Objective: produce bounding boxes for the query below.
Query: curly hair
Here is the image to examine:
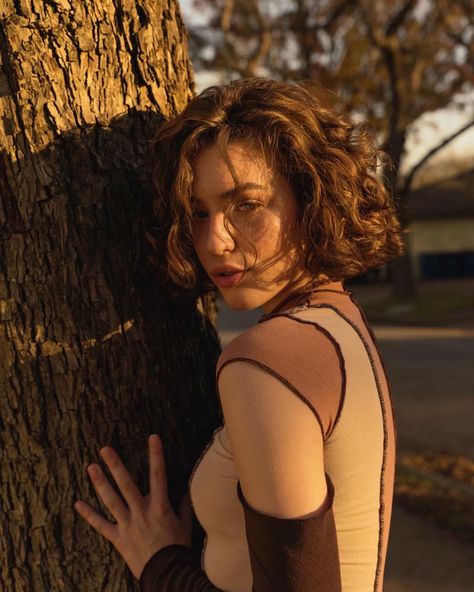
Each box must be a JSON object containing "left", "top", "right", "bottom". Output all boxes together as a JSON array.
[{"left": 145, "top": 77, "right": 405, "bottom": 297}]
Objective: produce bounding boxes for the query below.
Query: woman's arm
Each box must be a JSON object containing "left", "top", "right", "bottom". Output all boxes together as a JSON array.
[
  {"left": 140, "top": 480, "right": 340, "bottom": 592},
  {"left": 140, "top": 360, "right": 341, "bottom": 592},
  {"left": 218, "top": 360, "right": 341, "bottom": 591}
]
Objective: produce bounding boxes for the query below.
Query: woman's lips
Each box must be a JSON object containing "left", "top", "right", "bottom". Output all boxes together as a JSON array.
[{"left": 213, "top": 270, "right": 245, "bottom": 288}]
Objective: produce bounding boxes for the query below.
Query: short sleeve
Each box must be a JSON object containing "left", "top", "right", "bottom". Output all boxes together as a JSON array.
[{"left": 216, "top": 315, "right": 345, "bottom": 440}]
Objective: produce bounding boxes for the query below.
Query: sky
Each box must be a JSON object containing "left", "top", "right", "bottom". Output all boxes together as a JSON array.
[
  {"left": 400, "top": 100, "right": 474, "bottom": 183},
  {"left": 179, "top": 0, "right": 474, "bottom": 186}
]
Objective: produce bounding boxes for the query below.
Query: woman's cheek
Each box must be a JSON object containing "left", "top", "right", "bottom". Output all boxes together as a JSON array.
[{"left": 243, "top": 209, "right": 274, "bottom": 240}]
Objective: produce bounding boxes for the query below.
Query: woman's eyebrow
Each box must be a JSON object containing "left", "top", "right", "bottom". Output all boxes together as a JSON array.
[{"left": 191, "top": 183, "right": 266, "bottom": 203}]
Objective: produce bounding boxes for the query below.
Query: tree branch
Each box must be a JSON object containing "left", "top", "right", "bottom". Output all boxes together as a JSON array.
[
  {"left": 401, "top": 118, "right": 474, "bottom": 195},
  {"left": 385, "top": 0, "right": 417, "bottom": 37},
  {"left": 322, "top": 0, "right": 356, "bottom": 29},
  {"left": 220, "top": 0, "right": 234, "bottom": 32},
  {"left": 358, "top": 4, "right": 401, "bottom": 139}
]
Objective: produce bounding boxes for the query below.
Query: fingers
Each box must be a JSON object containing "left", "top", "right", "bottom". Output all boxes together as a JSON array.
[
  {"left": 74, "top": 499, "right": 118, "bottom": 543},
  {"left": 86, "top": 463, "right": 130, "bottom": 524},
  {"left": 99, "top": 447, "right": 143, "bottom": 512},
  {"left": 76, "top": 436, "right": 169, "bottom": 548},
  {"left": 149, "top": 434, "right": 170, "bottom": 511}
]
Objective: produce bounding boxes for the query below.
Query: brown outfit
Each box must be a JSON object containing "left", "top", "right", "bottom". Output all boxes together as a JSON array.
[{"left": 140, "top": 281, "right": 396, "bottom": 591}]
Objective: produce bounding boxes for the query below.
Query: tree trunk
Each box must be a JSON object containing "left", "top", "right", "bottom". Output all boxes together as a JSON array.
[
  {"left": 389, "top": 248, "right": 417, "bottom": 299},
  {"left": 0, "top": 2, "right": 221, "bottom": 591},
  {"left": 384, "top": 130, "right": 417, "bottom": 300}
]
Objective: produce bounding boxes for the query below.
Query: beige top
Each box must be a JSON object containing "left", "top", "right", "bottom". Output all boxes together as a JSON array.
[{"left": 189, "top": 282, "right": 396, "bottom": 591}]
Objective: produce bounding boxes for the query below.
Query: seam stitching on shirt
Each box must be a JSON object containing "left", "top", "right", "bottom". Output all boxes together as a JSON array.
[
  {"left": 188, "top": 425, "right": 225, "bottom": 493},
  {"left": 257, "top": 289, "right": 352, "bottom": 324},
  {"left": 187, "top": 424, "right": 224, "bottom": 572},
  {"left": 303, "top": 303, "right": 389, "bottom": 592},
  {"left": 216, "top": 357, "right": 326, "bottom": 441},
  {"left": 272, "top": 303, "right": 389, "bottom": 591},
  {"left": 282, "top": 313, "right": 347, "bottom": 438},
  {"left": 347, "top": 293, "right": 399, "bottom": 451}
]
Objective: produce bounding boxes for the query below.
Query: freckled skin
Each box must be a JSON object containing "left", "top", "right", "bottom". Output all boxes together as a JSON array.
[{"left": 191, "top": 140, "right": 320, "bottom": 314}]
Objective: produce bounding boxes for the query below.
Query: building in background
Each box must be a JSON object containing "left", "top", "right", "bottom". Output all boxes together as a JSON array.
[{"left": 406, "top": 170, "right": 474, "bottom": 280}]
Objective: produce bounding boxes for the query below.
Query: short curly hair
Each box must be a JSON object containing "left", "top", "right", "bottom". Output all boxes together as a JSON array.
[{"left": 145, "top": 77, "right": 405, "bottom": 296}]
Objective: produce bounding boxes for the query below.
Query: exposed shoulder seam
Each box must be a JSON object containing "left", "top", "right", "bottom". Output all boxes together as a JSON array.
[
  {"left": 284, "top": 313, "right": 347, "bottom": 439},
  {"left": 347, "top": 293, "right": 399, "bottom": 450},
  {"left": 216, "top": 357, "right": 326, "bottom": 441},
  {"left": 304, "top": 302, "right": 389, "bottom": 592}
]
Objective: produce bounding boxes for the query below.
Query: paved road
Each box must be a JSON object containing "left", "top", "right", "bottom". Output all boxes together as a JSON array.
[
  {"left": 215, "top": 297, "right": 474, "bottom": 591},
  {"left": 373, "top": 325, "right": 474, "bottom": 459},
  {"left": 384, "top": 505, "right": 474, "bottom": 592}
]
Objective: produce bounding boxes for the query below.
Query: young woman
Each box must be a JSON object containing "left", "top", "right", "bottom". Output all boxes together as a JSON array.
[{"left": 74, "top": 77, "right": 404, "bottom": 591}]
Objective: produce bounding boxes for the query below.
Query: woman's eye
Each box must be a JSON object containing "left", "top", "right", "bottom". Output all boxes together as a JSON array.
[
  {"left": 237, "top": 201, "right": 260, "bottom": 211},
  {"left": 191, "top": 202, "right": 260, "bottom": 218}
]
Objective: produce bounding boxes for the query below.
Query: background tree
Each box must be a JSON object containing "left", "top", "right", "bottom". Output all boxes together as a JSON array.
[
  {"left": 188, "top": 0, "right": 474, "bottom": 297},
  {"left": 0, "top": 1, "right": 220, "bottom": 590}
]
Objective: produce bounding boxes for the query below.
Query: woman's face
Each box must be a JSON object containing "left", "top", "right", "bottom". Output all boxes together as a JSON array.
[{"left": 190, "top": 140, "right": 315, "bottom": 314}]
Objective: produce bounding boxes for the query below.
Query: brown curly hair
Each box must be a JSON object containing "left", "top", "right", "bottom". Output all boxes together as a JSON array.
[{"left": 145, "top": 77, "right": 404, "bottom": 297}]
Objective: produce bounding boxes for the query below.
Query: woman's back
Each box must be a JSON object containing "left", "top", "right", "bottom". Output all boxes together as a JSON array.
[{"left": 189, "top": 282, "right": 395, "bottom": 592}]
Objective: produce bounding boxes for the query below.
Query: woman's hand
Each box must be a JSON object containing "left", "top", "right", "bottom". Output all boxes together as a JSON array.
[{"left": 74, "top": 434, "right": 193, "bottom": 580}]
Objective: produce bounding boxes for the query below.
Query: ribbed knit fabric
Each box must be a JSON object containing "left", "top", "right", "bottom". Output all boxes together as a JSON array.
[
  {"left": 139, "top": 544, "right": 219, "bottom": 591},
  {"left": 235, "top": 473, "right": 341, "bottom": 591}
]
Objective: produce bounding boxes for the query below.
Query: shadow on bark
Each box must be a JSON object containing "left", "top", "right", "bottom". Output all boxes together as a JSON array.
[{"left": 0, "top": 109, "right": 221, "bottom": 589}]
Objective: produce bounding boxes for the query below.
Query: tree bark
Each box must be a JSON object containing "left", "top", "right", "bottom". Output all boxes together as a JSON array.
[{"left": 0, "top": 1, "right": 221, "bottom": 591}]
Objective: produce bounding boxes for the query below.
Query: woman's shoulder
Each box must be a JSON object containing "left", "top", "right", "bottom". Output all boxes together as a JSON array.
[
  {"left": 217, "top": 314, "right": 297, "bottom": 370},
  {"left": 217, "top": 311, "right": 340, "bottom": 372},
  {"left": 216, "top": 312, "right": 345, "bottom": 439}
]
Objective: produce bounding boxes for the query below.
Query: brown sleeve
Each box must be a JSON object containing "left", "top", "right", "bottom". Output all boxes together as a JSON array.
[
  {"left": 139, "top": 544, "right": 224, "bottom": 591},
  {"left": 139, "top": 474, "right": 341, "bottom": 592},
  {"left": 238, "top": 472, "right": 341, "bottom": 592},
  {"left": 216, "top": 316, "right": 344, "bottom": 440}
]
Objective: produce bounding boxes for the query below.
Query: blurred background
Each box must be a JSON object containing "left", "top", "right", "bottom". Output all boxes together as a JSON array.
[{"left": 179, "top": 1, "right": 474, "bottom": 590}]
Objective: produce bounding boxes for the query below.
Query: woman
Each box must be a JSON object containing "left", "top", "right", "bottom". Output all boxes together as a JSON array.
[{"left": 74, "top": 77, "right": 404, "bottom": 591}]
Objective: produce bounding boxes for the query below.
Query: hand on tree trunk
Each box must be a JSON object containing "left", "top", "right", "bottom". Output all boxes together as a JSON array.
[{"left": 74, "top": 434, "right": 194, "bottom": 580}]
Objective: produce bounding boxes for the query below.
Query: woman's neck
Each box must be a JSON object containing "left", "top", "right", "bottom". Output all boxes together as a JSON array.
[{"left": 261, "top": 273, "right": 340, "bottom": 318}]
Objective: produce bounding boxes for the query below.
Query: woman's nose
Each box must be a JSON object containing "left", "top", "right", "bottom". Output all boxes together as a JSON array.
[{"left": 206, "top": 213, "right": 235, "bottom": 254}]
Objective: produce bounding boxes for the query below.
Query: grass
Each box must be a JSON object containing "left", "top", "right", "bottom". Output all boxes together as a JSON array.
[
  {"left": 351, "top": 279, "right": 474, "bottom": 322},
  {"left": 395, "top": 451, "right": 474, "bottom": 543}
]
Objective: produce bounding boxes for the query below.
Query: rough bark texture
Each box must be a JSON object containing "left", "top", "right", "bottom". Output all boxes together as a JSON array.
[{"left": 0, "top": 1, "right": 221, "bottom": 590}]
